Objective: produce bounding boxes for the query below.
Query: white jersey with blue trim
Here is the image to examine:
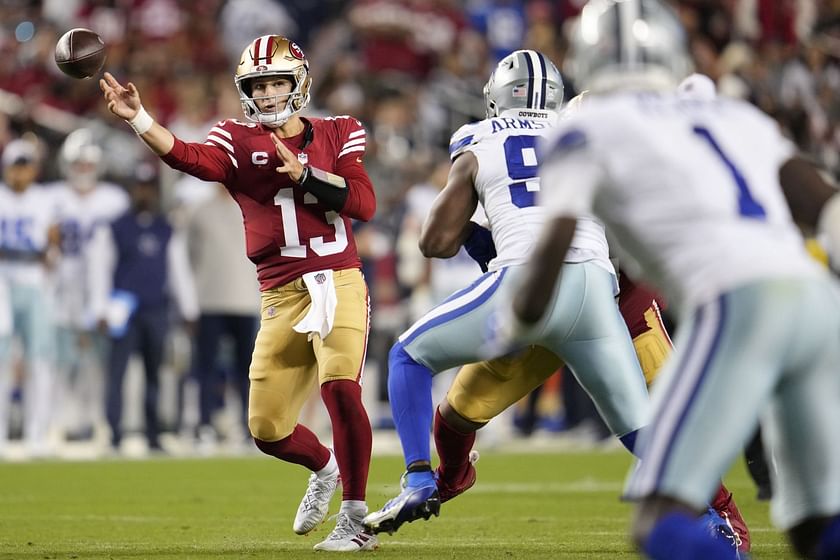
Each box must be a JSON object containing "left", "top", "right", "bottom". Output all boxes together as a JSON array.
[
  {"left": 449, "top": 113, "right": 613, "bottom": 275},
  {"left": 539, "top": 92, "right": 823, "bottom": 309},
  {"left": 49, "top": 181, "right": 129, "bottom": 326},
  {"left": 0, "top": 183, "right": 61, "bottom": 285}
]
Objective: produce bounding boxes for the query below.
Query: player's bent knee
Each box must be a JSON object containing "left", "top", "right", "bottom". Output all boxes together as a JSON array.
[
  {"left": 248, "top": 416, "right": 291, "bottom": 442},
  {"left": 445, "top": 392, "right": 495, "bottom": 426},
  {"left": 320, "top": 355, "right": 357, "bottom": 379}
]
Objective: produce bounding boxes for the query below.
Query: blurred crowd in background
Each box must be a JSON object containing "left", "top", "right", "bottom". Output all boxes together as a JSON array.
[{"left": 0, "top": 0, "right": 838, "bottom": 459}]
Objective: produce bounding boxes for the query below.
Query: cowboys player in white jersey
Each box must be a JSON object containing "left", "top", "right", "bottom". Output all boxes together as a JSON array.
[
  {"left": 503, "top": 1, "right": 840, "bottom": 558},
  {"left": 0, "top": 139, "right": 61, "bottom": 458},
  {"left": 363, "top": 49, "right": 650, "bottom": 535},
  {"left": 49, "top": 129, "right": 128, "bottom": 441}
]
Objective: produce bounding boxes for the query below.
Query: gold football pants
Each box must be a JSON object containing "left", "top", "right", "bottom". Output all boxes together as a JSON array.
[{"left": 248, "top": 268, "right": 370, "bottom": 441}]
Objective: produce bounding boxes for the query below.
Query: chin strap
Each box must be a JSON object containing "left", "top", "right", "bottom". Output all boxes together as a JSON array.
[
  {"left": 259, "top": 111, "right": 291, "bottom": 128},
  {"left": 296, "top": 166, "right": 349, "bottom": 212}
]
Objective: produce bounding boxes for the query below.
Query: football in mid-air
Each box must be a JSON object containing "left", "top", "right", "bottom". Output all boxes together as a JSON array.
[{"left": 54, "top": 28, "right": 106, "bottom": 79}]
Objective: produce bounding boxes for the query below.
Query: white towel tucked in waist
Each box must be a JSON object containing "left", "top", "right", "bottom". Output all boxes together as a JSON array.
[{"left": 293, "top": 270, "right": 338, "bottom": 340}]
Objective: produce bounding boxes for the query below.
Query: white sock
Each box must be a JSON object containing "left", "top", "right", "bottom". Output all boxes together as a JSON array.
[
  {"left": 316, "top": 450, "right": 338, "bottom": 478},
  {"left": 341, "top": 500, "right": 366, "bottom": 515}
]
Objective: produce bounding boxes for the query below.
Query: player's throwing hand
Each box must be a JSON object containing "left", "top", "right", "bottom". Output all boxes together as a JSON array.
[
  {"left": 271, "top": 133, "right": 305, "bottom": 183},
  {"left": 99, "top": 72, "right": 141, "bottom": 121}
]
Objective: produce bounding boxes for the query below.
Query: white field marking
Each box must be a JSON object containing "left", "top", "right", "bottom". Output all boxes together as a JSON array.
[
  {"left": 0, "top": 513, "right": 179, "bottom": 523},
  {"left": 30, "top": 540, "right": 303, "bottom": 553},
  {"left": 368, "top": 478, "right": 622, "bottom": 495},
  {"left": 448, "top": 517, "right": 629, "bottom": 531},
  {"left": 379, "top": 536, "right": 625, "bottom": 547}
]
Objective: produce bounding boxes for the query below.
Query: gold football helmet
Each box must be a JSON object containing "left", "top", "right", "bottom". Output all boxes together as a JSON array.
[{"left": 234, "top": 35, "right": 312, "bottom": 127}]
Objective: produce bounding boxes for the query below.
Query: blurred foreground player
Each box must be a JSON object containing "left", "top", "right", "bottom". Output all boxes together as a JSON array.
[
  {"left": 505, "top": 1, "right": 840, "bottom": 558},
  {"left": 100, "top": 35, "right": 378, "bottom": 551},
  {"left": 364, "top": 49, "right": 650, "bottom": 535}
]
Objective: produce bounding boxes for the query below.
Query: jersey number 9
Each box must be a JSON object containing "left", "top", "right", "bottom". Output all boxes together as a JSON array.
[{"left": 504, "top": 135, "right": 541, "bottom": 209}]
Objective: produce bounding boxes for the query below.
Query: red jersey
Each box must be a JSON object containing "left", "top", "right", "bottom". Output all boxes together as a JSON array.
[
  {"left": 161, "top": 116, "right": 376, "bottom": 290},
  {"left": 618, "top": 271, "right": 667, "bottom": 339}
]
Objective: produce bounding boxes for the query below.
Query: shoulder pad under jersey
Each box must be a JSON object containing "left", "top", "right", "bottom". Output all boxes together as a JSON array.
[{"left": 448, "top": 121, "right": 488, "bottom": 161}]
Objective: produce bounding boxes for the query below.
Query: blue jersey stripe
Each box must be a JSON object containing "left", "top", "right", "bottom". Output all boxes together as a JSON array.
[
  {"left": 653, "top": 294, "right": 727, "bottom": 487},
  {"left": 449, "top": 134, "right": 475, "bottom": 157}
]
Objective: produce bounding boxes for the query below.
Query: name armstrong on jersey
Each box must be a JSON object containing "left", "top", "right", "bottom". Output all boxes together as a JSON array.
[{"left": 489, "top": 114, "right": 551, "bottom": 134}]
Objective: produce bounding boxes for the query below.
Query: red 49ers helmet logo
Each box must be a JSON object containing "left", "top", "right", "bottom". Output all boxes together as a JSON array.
[{"left": 289, "top": 42, "right": 305, "bottom": 60}]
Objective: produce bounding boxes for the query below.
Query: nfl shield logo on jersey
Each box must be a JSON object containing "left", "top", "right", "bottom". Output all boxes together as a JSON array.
[
  {"left": 298, "top": 152, "right": 308, "bottom": 165},
  {"left": 314, "top": 272, "right": 326, "bottom": 284}
]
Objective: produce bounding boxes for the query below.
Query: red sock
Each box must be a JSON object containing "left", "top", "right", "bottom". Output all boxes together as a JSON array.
[
  {"left": 321, "top": 379, "right": 372, "bottom": 501},
  {"left": 254, "top": 424, "right": 331, "bottom": 471},
  {"left": 711, "top": 482, "right": 730, "bottom": 509},
  {"left": 433, "top": 407, "right": 476, "bottom": 480}
]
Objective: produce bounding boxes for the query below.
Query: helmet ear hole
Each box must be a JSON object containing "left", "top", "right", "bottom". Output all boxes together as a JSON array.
[{"left": 240, "top": 78, "right": 253, "bottom": 97}]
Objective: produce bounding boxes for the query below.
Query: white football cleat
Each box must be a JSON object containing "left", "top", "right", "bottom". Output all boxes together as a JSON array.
[
  {"left": 313, "top": 510, "right": 378, "bottom": 552},
  {"left": 293, "top": 467, "right": 340, "bottom": 535}
]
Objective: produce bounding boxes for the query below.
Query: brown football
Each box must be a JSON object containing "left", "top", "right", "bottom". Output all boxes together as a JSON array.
[{"left": 55, "top": 28, "right": 106, "bottom": 79}]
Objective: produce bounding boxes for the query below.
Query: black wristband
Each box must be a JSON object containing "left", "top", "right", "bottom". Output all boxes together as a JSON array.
[
  {"left": 297, "top": 165, "right": 349, "bottom": 212},
  {"left": 296, "top": 166, "right": 311, "bottom": 185}
]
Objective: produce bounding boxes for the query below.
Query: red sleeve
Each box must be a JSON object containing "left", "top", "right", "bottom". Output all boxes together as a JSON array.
[
  {"left": 335, "top": 157, "right": 376, "bottom": 221},
  {"left": 160, "top": 137, "right": 233, "bottom": 184},
  {"left": 333, "top": 118, "right": 376, "bottom": 221}
]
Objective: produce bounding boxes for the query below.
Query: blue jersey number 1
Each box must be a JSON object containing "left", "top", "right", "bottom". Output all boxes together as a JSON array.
[
  {"left": 692, "top": 125, "right": 766, "bottom": 219},
  {"left": 503, "top": 135, "right": 540, "bottom": 208}
]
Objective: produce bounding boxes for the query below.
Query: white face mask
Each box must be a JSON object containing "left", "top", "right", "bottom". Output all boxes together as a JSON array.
[
  {"left": 251, "top": 92, "right": 296, "bottom": 128},
  {"left": 237, "top": 72, "right": 311, "bottom": 128},
  {"left": 72, "top": 174, "right": 97, "bottom": 192},
  {"left": 68, "top": 162, "right": 99, "bottom": 192}
]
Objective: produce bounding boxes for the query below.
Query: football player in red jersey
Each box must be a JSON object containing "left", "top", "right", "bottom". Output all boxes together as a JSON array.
[{"left": 100, "top": 36, "right": 378, "bottom": 552}]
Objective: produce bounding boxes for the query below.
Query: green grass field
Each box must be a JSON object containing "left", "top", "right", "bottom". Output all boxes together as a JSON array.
[{"left": 0, "top": 450, "right": 789, "bottom": 559}]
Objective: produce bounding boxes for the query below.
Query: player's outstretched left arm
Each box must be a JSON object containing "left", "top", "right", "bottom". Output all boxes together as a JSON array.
[
  {"left": 99, "top": 72, "right": 174, "bottom": 156},
  {"left": 272, "top": 127, "right": 376, "bottom": 221},
  {"left": 419, "top": 152, "right": 479, "bottom": 258},
  {"left": 272, "top": 132, "right": 350, "bottom": 214}
]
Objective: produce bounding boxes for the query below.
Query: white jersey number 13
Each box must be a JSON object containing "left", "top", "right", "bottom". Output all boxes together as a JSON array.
[{"left": 273, "top": 188, "right": 348, "bottom": 258}]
